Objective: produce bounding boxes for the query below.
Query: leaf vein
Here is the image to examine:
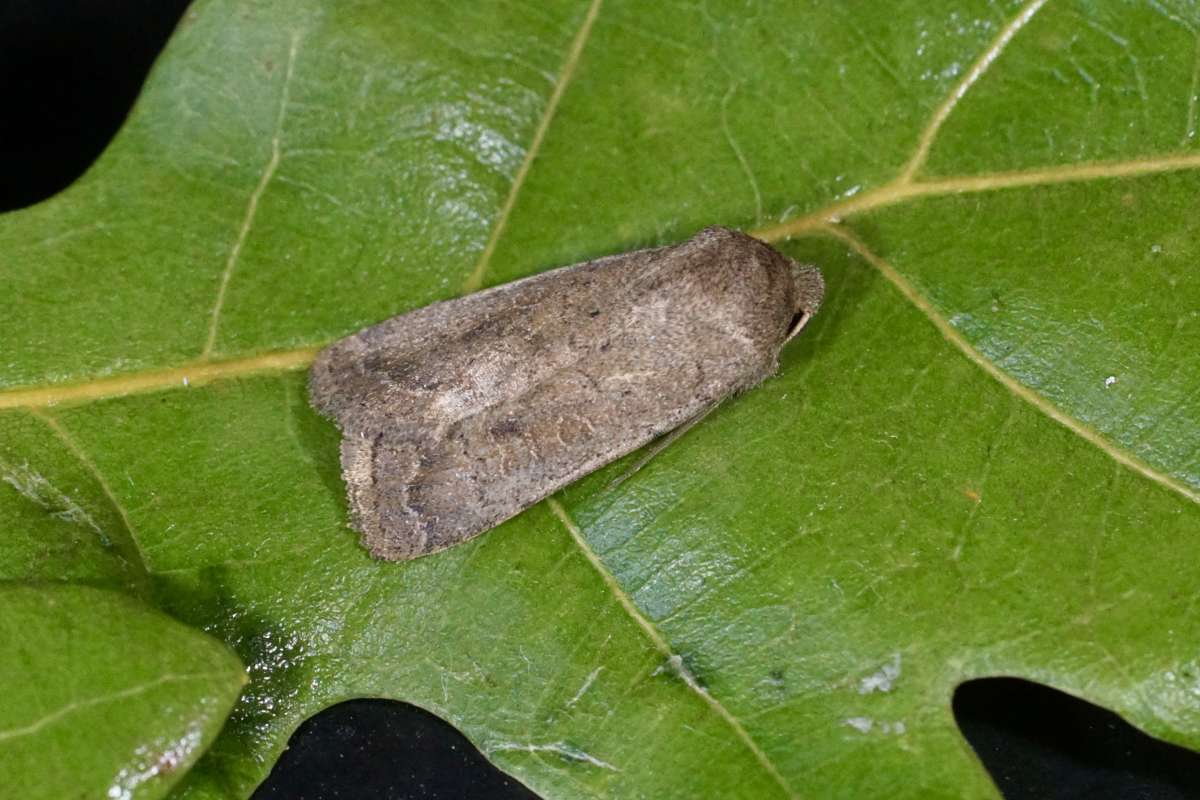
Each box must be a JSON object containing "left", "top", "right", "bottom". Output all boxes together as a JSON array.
[
  {"left": 813, "top": 223, "right": 1200, "bottom": 507},
  {"left": 201, "top": 31, "right": 301, "bottom": 359},
  {"left": 461, "top": 0, "right": 603, "bottom": 293},
  {"left": 30, "top": 409, "right": 152, "bottom": 588},
  {"left": 0, "top": 671, "right": 225, "bottom": 742},
  {"left": 546, "top": 497, "right": 799, "bottom": 799},
  {"left": 753, "top": 151, "right": 1200, "bottom": 242},
  {"left": 898, "top": 0, "right": 1050, "bottom": 183}
]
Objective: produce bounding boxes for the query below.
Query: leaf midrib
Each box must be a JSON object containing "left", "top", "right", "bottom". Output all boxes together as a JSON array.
[
  {"left": 5, "top": 147, "right": 1199, "bottom": 506},
  {"left": 7, "top": 148, "right": 1200, "bottom": 402}
]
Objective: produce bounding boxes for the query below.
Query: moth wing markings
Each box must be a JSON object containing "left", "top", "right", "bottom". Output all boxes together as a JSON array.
[
  {"left": 314, "top": 256, "right": 641, "bottom": 559},
  {"left": 382, "top": 254, "right": 767, "bottom": 557},
  {"left": 396, "top": 364, "right": 711, "bottom": 556},
  {"left": 429, "top": 240, "right": 767, "bottom": 533},
  {"left": 311, "top": 280, "right": 528, "bottom": 427},
  {"left": 339, "top": 431, "right": 381, "bottom": 547},
  {"left": 349, "top": 427, "right": 443, "bottom": 560},
  {"left": 312, "top": 239, "right": 760, "bottom": 560},
  {"left": 310, "top": 252, "right": 640, "bottom": 430}
]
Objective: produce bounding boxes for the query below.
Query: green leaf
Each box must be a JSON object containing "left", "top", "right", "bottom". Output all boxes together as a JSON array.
[
  {"left": 3, "top": 0, "right": 1200, "bottom": 797},
  {"left": 0, "top": 585, "right": 244, "bottom": 800}
]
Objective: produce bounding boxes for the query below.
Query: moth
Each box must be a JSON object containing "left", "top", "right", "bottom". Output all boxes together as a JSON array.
[{"left": 309, "top": 226, "right": 824, "bottom": 561}]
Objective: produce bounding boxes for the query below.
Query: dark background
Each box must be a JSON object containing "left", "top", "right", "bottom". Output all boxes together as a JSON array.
[{"left": 5, "top": 2, "right": 1199, "bottom": 798}]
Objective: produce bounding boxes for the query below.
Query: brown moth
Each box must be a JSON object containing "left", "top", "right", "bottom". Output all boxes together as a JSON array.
[{"left": 309, "top": 226, "right": 824, "bottom": 561}]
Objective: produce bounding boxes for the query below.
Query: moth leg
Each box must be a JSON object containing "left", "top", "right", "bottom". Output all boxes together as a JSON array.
[{"left": 605, "top": 401, "right": 722, "bottom": 492}]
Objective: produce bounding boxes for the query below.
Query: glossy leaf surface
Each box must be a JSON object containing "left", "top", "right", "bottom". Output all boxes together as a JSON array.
[{"left": 3, "top": 1, "right": 1199, "bottom": 797}]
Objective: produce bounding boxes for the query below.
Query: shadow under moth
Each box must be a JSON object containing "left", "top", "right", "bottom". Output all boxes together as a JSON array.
[{"left": 309, "top": 226, "right": 824, "bottom": 561}]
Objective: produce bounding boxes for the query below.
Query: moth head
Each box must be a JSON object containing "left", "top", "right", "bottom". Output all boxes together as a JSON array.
[{"left": 786, "top": 263, "right": 825, "bottom": 341}]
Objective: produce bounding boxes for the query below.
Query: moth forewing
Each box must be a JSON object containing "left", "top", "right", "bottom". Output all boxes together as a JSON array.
[{"left": 310, "top": 226, "right": 824, "bottom": 561}]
